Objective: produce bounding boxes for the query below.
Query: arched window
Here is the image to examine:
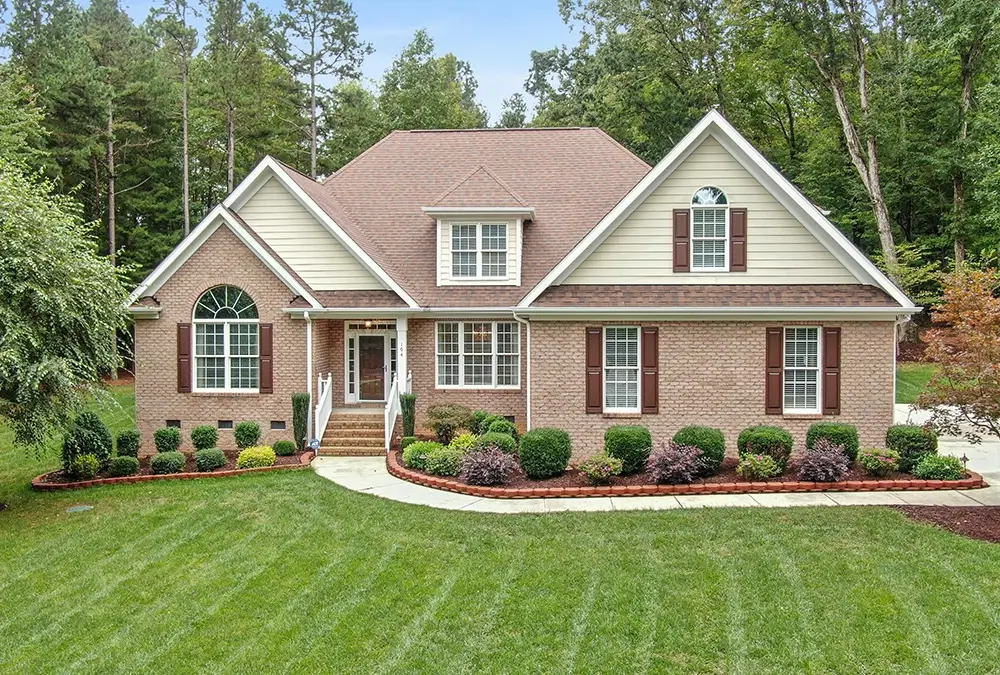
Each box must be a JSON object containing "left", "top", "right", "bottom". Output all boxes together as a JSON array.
[
  {"left": 691, "top": 186, "right": 729, "bottom": 270},
  {"left": 193, "top": 286, "right": 259, "bottom": 391}
]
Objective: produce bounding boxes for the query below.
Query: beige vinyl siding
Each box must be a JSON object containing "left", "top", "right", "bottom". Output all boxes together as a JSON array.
[
  {"left": 438, "top": 218, "right": 520, "bottom": 286},
  {"left": 237, "top": 177, "right": 384, "bottom": 290},
  {"left": 565, "top": 135, "right": 859, "bottom": 285}
]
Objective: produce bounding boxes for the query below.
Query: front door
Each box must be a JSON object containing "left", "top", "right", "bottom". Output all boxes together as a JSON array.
[{"left": 358, "top": 335, "right": 385, "bottom": 401}]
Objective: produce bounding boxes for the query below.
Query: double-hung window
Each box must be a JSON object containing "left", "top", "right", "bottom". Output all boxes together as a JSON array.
[
  {"left": 691, "top": 186, "right": 728, "bottom": 270},
  {"left": 193, "top": 285, "right": 259, "bottom": 392},
  {"left": 436, "top": 321, "right": 520, "bottom": 388},
  {"left": 783, "top": 327, "right": 820, "bottom": 413},
  {"left": 604, "top": 326, "right": 640, "bottom": 412},
  {"left": 450, "top": 222, "right": 508, "bottom": 278}
]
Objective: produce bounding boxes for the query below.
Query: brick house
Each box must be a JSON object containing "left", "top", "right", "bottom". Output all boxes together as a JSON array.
[{"left": 129, "top": 110, "right": 917, "bottom": 459}]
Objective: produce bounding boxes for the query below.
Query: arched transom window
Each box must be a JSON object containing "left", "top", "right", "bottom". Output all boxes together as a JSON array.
[
  {"left": 193, "top": 286, "right": 259, "bottom": 391},
  {"left": 691, "top": 186, "right": 729, "bottom": 271}
]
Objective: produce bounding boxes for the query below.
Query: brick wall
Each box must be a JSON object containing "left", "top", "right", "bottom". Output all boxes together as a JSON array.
[
  {"left": 134, "top": 225, "right": 307, "bottom": 452},
  {"left": 530, "top": 320, "right": 896, "bottom": 461}
]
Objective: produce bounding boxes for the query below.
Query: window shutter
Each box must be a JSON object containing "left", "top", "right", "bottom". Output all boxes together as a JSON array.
[
  {"left": 765, "top": 327, "right": 783, "bottom": 414},
  {"left": 641, "top": 327, "right": 659, "bottom": 414},
  {"left": 260, "top": 323, "right": 274, "bottom": 394},
  {"left": 585, "top": 327, "right": 602, "bottom": 414},
  {"left": 822, "top": 327, "right": 841, "bottom": 415},
  {"left": 730, "top": 208, "right": 747, "bottom": 272},
  {"left": 177, "top": 323, "right": 192, "bottom": 393},
  {"left": 672, "top": 209, "right": 690, "bottom": 273}
]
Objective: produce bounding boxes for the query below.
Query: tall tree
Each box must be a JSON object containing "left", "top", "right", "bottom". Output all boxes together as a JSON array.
[
  {"left": 497, "top": 93, "right": 528, "bottom": 128},
  {"left": 318, "top": 80, "right": 384, "bottom": 173},
  {"left": 0, "top": 65, "right": 48, "bottom": 167}
]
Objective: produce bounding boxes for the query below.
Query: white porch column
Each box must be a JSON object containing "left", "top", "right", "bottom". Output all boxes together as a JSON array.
[
  {"left": 305, "top": 312, "right": 313, "bottom": 437},
  {"left": 396, "top": 317, "right": 408, "bottom": 394}
]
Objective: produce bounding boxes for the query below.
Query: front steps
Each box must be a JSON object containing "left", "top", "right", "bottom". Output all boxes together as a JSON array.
[{"left": 319, "top": 412, "right": 385, "bottom": 456}]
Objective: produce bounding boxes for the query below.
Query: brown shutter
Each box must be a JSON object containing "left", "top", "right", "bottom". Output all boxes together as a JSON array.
[
  {"left": 822, "top": 327, "right": 841, "bottom": 415},
  {"left": 177, "top": 323, "right": 192, "bottom": 393},
  {"left": 765, "top": 327, "right": 783, "bottom": 415},
  {"left": 585, "top": 327, "right": 602, "bottom": 414},
  {"left": 641, "top": 327, "right": 659, "bottom": 414},
  {"left": 672, "top": 209, "right": 690, "bottom": 273},
  {"left": 730, "top": 208, "right": 747, "bottom": 272},
  {"left": 259, "top": 323, "right": 274, "bottom": 394}
]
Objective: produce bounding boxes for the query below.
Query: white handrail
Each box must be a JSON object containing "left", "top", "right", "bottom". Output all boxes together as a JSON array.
[
  {"left": 384, "top": 373, "right": 400, "bottom": 452},
  {"left": 314, "top": 372, "right": 333, "bottom": 442}
]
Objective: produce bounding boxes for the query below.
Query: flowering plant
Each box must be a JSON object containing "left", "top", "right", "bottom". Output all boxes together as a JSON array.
[
  {"left": 857, "top": 447, "right": 901, "bottom": 478},
  {"left": 577, "top": 453, "right": 624, "bottom": 485}
]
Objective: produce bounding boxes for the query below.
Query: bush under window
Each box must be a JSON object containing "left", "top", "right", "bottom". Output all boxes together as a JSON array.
[
  {"left": 886, "top": 424, "right": 938, "bottom": 473},
  {"left": 190, "top": 424, "right": 218, "bottom": 451},
  {"left": 472, "top": 432, "right": 517, "bottom": 455},
  {"left": 737, "top": 425, "right": 793, "bottom": 471},
  {"left": 459, "top": 447, "right": 518, "bottom": 486},
  {"left": 402, "top": 441, "right": 442, "bottom": 470},
  {"left": 913, "top": 454, "right": 965, "bottom": 481},
  {"left": 68, "top": 453, "right": 100, "bottom": 480},
  {"left": 736, "top": 454, "right": 782, "bottom": 481},
  {"left": 486, "top": 419, "right": 519, "bottom": 443},
  {"left": 797, "top": 438, "right": 850, "bottom": 482},
  {"left": 806, "top": 422, "right": 860, "bottom": 461},
  {"left": 577, "top": 453, "right": 624, "bottom": 485},
  {"left": 234, "top": 421, "right": 261, "bottom": 449},
  {"left": 273, "top": 440, "right": 296, "bottom": 456},
  {"left": 672, "top": 426, "right": 725, "bottom": 476},
  {"left": 108, "top": 455, "right": 140, "bottom": 477},
  {"left": 115, "top": 429, "right": 141, "bottom": 458},
  {"left": 426, "top": 404, "right": 474, "bottom": 444},
  {"left": 647, "top": 442, "right": 704, "bottom": 485},
  {"left": 857, "top": 447, "right": 901, "bottom": 477},
  {"left": 151, "top": 451, "right": 186, "bottom": 474},
  {"left": 236, "top": 446, "right": 276, "bottom": 469},
  {"left": 425, "top": 446, "right": 465, "bottom": 477},
  {"left": 518, "top": 428, "right": 571, "bottom": 479},
  {"left": 604, "top": 425, "right": 652, "bottom": 474},
  {"left": 153, "top": 426, "right": 182, "bottom": 454},
  {"left": 62, "top": 412, "right": 114, "bottom": 471},
  {"left": 195, "top": 448, "right": 227, "bottom": 472}
]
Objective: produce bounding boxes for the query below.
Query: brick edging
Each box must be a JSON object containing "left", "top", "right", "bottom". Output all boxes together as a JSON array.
[
  {"left": 31, "top": 452, "right": 315, "bottom": 491},
  {"left": 385, "top": 452, "right": 987, "bottom": 499}
]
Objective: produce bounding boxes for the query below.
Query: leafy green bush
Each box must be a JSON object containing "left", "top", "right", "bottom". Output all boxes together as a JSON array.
[
  {"left": 190, "top": 425, "right": 218, "bottom": 451},
  {"left": 487, "top": 419, "right": 519, "bottom": 443},
  {"left": 604, "top": 425, "right": 652, "bottom": 474},
  {"left": 400, "top": 393, "right": 417, "bottom": 437},
  {"left": 68, "top": 453, "right": 100, "bottom": 480},
  {"left": 470, "top": 410, "right": 490, "bottom": 435},
  {"left": 425, "top": 446, "right": 465, "bottom": 477},
  {"left": 672, "top": 426, "right": 725, "bottom": 475},
  {"left": 518, "top": 428, "right": 572, "bottom": 479},
  {"left": 886, "top": 424, "right": 939, "bottom": 473},
  {"left": 736, "top": 454, "right": 782, "bottom": 481},
  {"left": 647, "top": 442, "right": 704, "bottom": 484},
  {"left": 108, "top": 455, "right": 140, "bottom": 477},
  {"left": 402, "top": 441, "right": 442, "bottom": 470},
  {"left": 797, "top": 438, "right": 850, "bottom": 482},
  {"left": 292, "top": 392, "right": 310, "bottom": 450},
  {"left": 426, "top": 404, "right": 474, "bottom": 444},
  {"left": 234, "top": 421, "right": 261, "bottom": 449},
  {"left": 737, "top": 426, "right": 793, "bottom": 471},
  {"left": 236, "top": 446, "right": 276, "bottom": 469},
  {"left": 472, "top": 432, "right": 517, "bottom": 455},
  {"left": 401, "top": 436, "right": 418, "bottom": 450},
  {"left": 150, "top": 451, "right": 186, "bottom": 474},
  {"left": 153, "top": 426, "right": 182, "bottom": 453},
  {"left": 913, "top": 454, "right": 965, "bottom": 481},
  {"left": 449, "top": 433, "right": 477, "bottom": 453},
  {"left": 273, "top": 440, "right": 296, "bottom": 456},
  {"left": 62, "top": 412, "right": 114, "bottom": 471},
  {"left": 857, "top": 447, "right": 901, "bottom": 477},
  {"left": 578, "top": 453, "right": 624, "bottom": 485},
  {"left": 459, "top": 447, "right": 518, "bottom": 485},
  {"left": 806, "top": 422, "right": 860, "bottom": 461},
  {"left": 480, "top": 414, "right": 507, "bottom": 434},
  {"left": 115, "top": 429, "right": 141, "bottom": 458},
  {"left": 195, "top": 448, "right": 227, "bottom": 472}
]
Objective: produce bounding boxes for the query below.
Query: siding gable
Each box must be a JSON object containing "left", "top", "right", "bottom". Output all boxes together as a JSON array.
[
  {"left": 564, "top": 136, "right": 859, "bottom": 286},
  {"left": 237, "top": 177, "right": 384, "bottom": 291}
]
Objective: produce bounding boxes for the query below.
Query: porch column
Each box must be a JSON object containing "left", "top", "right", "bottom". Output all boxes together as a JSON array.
[
  {"left": 305, "top": 312, "right": 313, "bottom": 438},
  {"left": 396, "top": 317, "right": 408, "bottom": 394}
]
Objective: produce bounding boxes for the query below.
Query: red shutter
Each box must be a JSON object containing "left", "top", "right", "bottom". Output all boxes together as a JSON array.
[
  {"left": 641, "top": 327, "right": 659, "bottom": 414},
  {"left": 259, "top": 323, "right": 274, "bottom": 394},
  {"left": 672, "top": 209, "right": 690, "bottom": 273},
  {"left": 585, "top": 327, "right": 602, "bottom": 414},
  {"left": 730, "top": 208, "right": 747, "bottom": 272},
  {"left": 765, "top": 327, "right": 783, "bottom": 415},
  {"left": 823, "top": 327, "right": 841, "bottom": 415},
  {"left": 177, "top": 323, "right": 192, "bottom": 393}
]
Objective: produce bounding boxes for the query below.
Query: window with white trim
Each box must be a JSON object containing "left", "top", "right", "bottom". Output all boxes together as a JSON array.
[
  {"left": 193, "top": 285, "right": 259, "bottom": 391},
  {"left": 691, "top": 186, "right": 728, "bottom": 270},
  {"left": 604, "top": 326, "right": 639, "bottom": 412},
  {"left": 783, "top": 327, "right": 820, "bottom": 413},
  {"left": 436, "top": 321, "right": 520, "bottom": 388},
  {"left": 450, "top": 222, "right": 508, "bottom": 278}
]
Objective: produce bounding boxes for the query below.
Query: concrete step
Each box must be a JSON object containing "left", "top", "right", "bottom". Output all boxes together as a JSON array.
[
  {"left": 326, "top": 420, "right": 384, "bottom": 430},
  {"left": 323, "top": 427, "right": 383, "bottom": 439},
  {"left": 319, "top": 446, "right": 386, "bottom": 456},
  {"left": 322, "top": 435, "right": 384, "bottom": 448}
]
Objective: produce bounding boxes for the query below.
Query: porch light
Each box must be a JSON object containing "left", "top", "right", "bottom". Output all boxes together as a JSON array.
[{"left": 364, "top": 320, "right": 373, "bottom": 329}]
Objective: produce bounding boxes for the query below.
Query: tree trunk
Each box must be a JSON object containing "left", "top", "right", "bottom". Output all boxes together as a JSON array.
[
  {"left": 953, "top": 56, "right": 973, "bottom": 268},
  {"left": 310, "top": 64, "right": 317, "bottom": 179},
  {"left": 182, "top": 54, "right": 191, "bottom": 236},
  {"left": 106, "top": 103, "right": 116, "bottom": 266},
  {"left": 226, "top": 102, "right": 235, "bottom": 193}
]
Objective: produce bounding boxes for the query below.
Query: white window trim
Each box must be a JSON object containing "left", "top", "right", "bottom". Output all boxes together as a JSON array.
[
  {"left": 602, "top": 326, "right": 641, "bottom": 414},
  {"left": 435, "top": 321, "right": 521, "bottom": 390},
  {"left": 690, "top": 186, "right": 729, "bottom": 272},
  {"left": 192, "top": 318, "right": 260, "bottom": 394},
  {"left": 782, "top": 326, "right": 822, "bottom": 415},
  {"left": 449, "top": 221, "right": 510, "bottom": 280}
]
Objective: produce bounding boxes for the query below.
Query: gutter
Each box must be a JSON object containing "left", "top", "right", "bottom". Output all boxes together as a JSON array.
[{"left": 512, "top": 311, "right": 531, "bottom": 432}]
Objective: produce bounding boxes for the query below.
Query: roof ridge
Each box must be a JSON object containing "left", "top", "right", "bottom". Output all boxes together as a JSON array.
[
  {"left": 321, "top": 130, "right": 400, "bottom": 185},
  {"left": 588, "top": 127, "right": 652, "bottom": 171},
  {"left": 430, "top": 165, "right": 528, "bottom": 207},
  {"left": 477, "top": 165, "right": 528, "bottom": 207},
  {"left": 406, "top": 126, "right": 584, "bottom": 133}
]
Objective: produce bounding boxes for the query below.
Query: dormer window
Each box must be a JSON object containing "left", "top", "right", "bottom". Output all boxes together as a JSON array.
[
  {"left": 691, "top": 186, "right": 728, "bottom": 271},
  {"left": 451, "top": 221, "right": 508, "bottom": 278}
]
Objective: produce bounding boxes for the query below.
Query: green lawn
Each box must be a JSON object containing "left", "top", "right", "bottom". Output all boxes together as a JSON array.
[
  {"left": 3, "top": 386, "right": 1000, "bottom": 674},
  {"left": 896, "top": 362, "right": 939, "bottom": 404}
]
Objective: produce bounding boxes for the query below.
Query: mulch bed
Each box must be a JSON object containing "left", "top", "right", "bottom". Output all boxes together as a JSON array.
[{"left": 892, "top": 506, "right": 1000, "bottom": 544}]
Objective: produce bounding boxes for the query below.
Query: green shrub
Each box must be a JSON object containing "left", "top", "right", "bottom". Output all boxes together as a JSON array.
[
  {"left": 68, "top": 454, "right": 100, "bottom": 480},
  {"left": 401, "top": 436, "right": 418, "bottom": 450},
  {"left": 806, "top": 422, "right": 860, "bottom": 461},
  {"left": 62, "top": 412, "right": 114, "bottom": 471},
  {"left": 190, "top": 425, "right": 218, "bottom": 451},
  {"left": 108, "top": 455, "right": 140, "bottom": 477},
  {"left": 604, "top": 425, "right": 652, "bottom": 474},
  {"left": 234, "top": 421, "right": 261, "bottom": 449},
  {"left": 857, "top": 447, "right": 901, "bottom": 478},
  {"left": 273, "top": 440, "right": 296, "bottom": 456},
  {"left": 400, "top": 393, "right": 417, "bottom": 437},
  {"left": 913, "top": 454, "right": 965, "bottom": 481},
  {"left": 150, "top": 451, "right": 186, "bottom": 474},
  {"left": 153, "top": 426, "right": 182, "bottom": 453},
  {"left": 426, "top": 404, "right": 474, "bottom": 444},
  {"left": 736, "top": 454, "right": 782, "bottom": 480},
  {"left": 194, "top": 448, "right": 227, "bottom": 472},
  {"left": 737, "top": 426, "right": 793, "bottom": 471},
  {"left": 518, "top": 428, "right": 572, "bottom": 479},
  {"left": 292, "top": 392, "right": 310, "bottom": 450},
  {"left": 236, "top": 446, "right": 276, "bottom": 469},
  {"left": 425, "top": 446, "right": 465, "bottom": 476},
  {"left": 487, "top": 419, "right": 519, "bottom": 443},
  {"left": 886, "top": 424, "right": 939, "bottom": 473},
  {"left": 472, "top": 432, "right": 517, "bottom": 455},
  {"left": 449, "top": 433, "right": 477, "bottom": 453},
  {"left": 470, "top": 410, "right": 490, "bottom": 435},
  {"left": 115, "top": 429, "right": 141, "bottom": 458},
  {"left": 672, "top": 426, "right": 725, "bottom": 475},
  {"left": 402, "top": 441, "right": 442, "bottom": 470},
  {"left": 578, "top": 453, "right": 624, "bottom": 485}
]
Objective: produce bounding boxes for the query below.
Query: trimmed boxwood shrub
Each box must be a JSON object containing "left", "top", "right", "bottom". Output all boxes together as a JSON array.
[
  {"left": 806, "top": 422, "right": 860, "bottom": 461},
  {"left": 459, "top": 447, "right": 518, "bottom": 486},
  {"left": 886, "top": 424, "right": 939, "bottom": 473},
  {"left": 647, "top": 442, "right": 703, "bottom": 485},
  {"left": 737, "top": 454, "right": 781, "bottom": 480},
  {"left": 401, "top": 436, "right": 418, "bottom": 450},
  {"left": 234, "top": 421, "right": 261, "bottom": 449},
  {"left": 68, "top": 454, "right": 100, "bottom": 480},
  {"left": 672, "top": 426, "right": 725, "bottom": 476},
  {"left": 115, "top": 429, "right": 141, "bottom": 458},
  {"left": 470, "top": 410, "right": 490, "bottom": 435},
  {"left": 472, "top": 432, "right": 517, "bottom": 455},
  {"left": 63, "top": 412, "right": 114, "bottom": 470},
  {"left": 190, "top": 425, "right": 218, "bottom": 451},
  {"left": 273, "top": 440, "right": 296, "bottom": 456},
  {"left": 797, "top": 438, "right": 850, "bottom": 482},
  {"left": 913, "top": 454, "right": 965, "bottom": 481},
  {"left": 153, "top": 426, "right": 182, "bottom": 454},
  {"left": 486, "top": 419, "right": 519, "bottom": 443},
  {"left": 292, "top": 392, "right": 310, "bottom": 450},
  {"left": 195, "top": 448, "right": 227, "bottom": 472},
  {"left": 402, "top": 441, "right": 442, "bottom": 470},
  {"left": 400, "top": 393, "right": 417, "bottom": 437},
  {"left": 737, "top": 425, "right": 793, "bottom": 471},
  {"left": 425, "top": 446, "right": 465, "bottom": 476},
  {"left": 236, "top": 446, "right": 276, "bottom": 469},
  {"left": 151, "top": 451, "right": 186, "bottom": 474},
  {"left": 604, "top": 425, "right": 652, "bottom": 474},
  {"left": 108, "top": 455, "right": 140, "bottom": 477},
  {"left": 518, "top": 428, "right": 572, "bottom": 479},
  {"left": 480, "top": 414, "right": 506, "bottom": 434},
  {"left": 857, "top": 447, "right": 901, "bottom": 477}
]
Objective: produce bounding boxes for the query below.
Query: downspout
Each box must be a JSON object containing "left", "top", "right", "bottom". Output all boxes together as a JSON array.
[
  {"left": 513, "top": 311, "right": 531, "bottom": 431},
  {"left": 305, "top": 311, "right": 313, "bottom": 439},
  {"left": 893, "top": 314, "right": 909, "bottom": 419}
]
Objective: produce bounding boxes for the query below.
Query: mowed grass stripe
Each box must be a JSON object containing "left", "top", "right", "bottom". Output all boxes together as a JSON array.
[{"left": 374, "top": 571, "right": 461, "bottom": 675}]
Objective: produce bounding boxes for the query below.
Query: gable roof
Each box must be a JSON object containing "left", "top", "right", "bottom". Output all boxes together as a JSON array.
[
  {"left": 518, "top": 110, "right": 915, "bottom": 309},
  {"left": 432, "top": 165, "right": 528, "bottom": 208}
]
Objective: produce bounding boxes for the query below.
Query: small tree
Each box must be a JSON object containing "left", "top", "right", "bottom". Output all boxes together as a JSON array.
[{"left": 918, "top": 268, "right": 1000, "bottom": 443}]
